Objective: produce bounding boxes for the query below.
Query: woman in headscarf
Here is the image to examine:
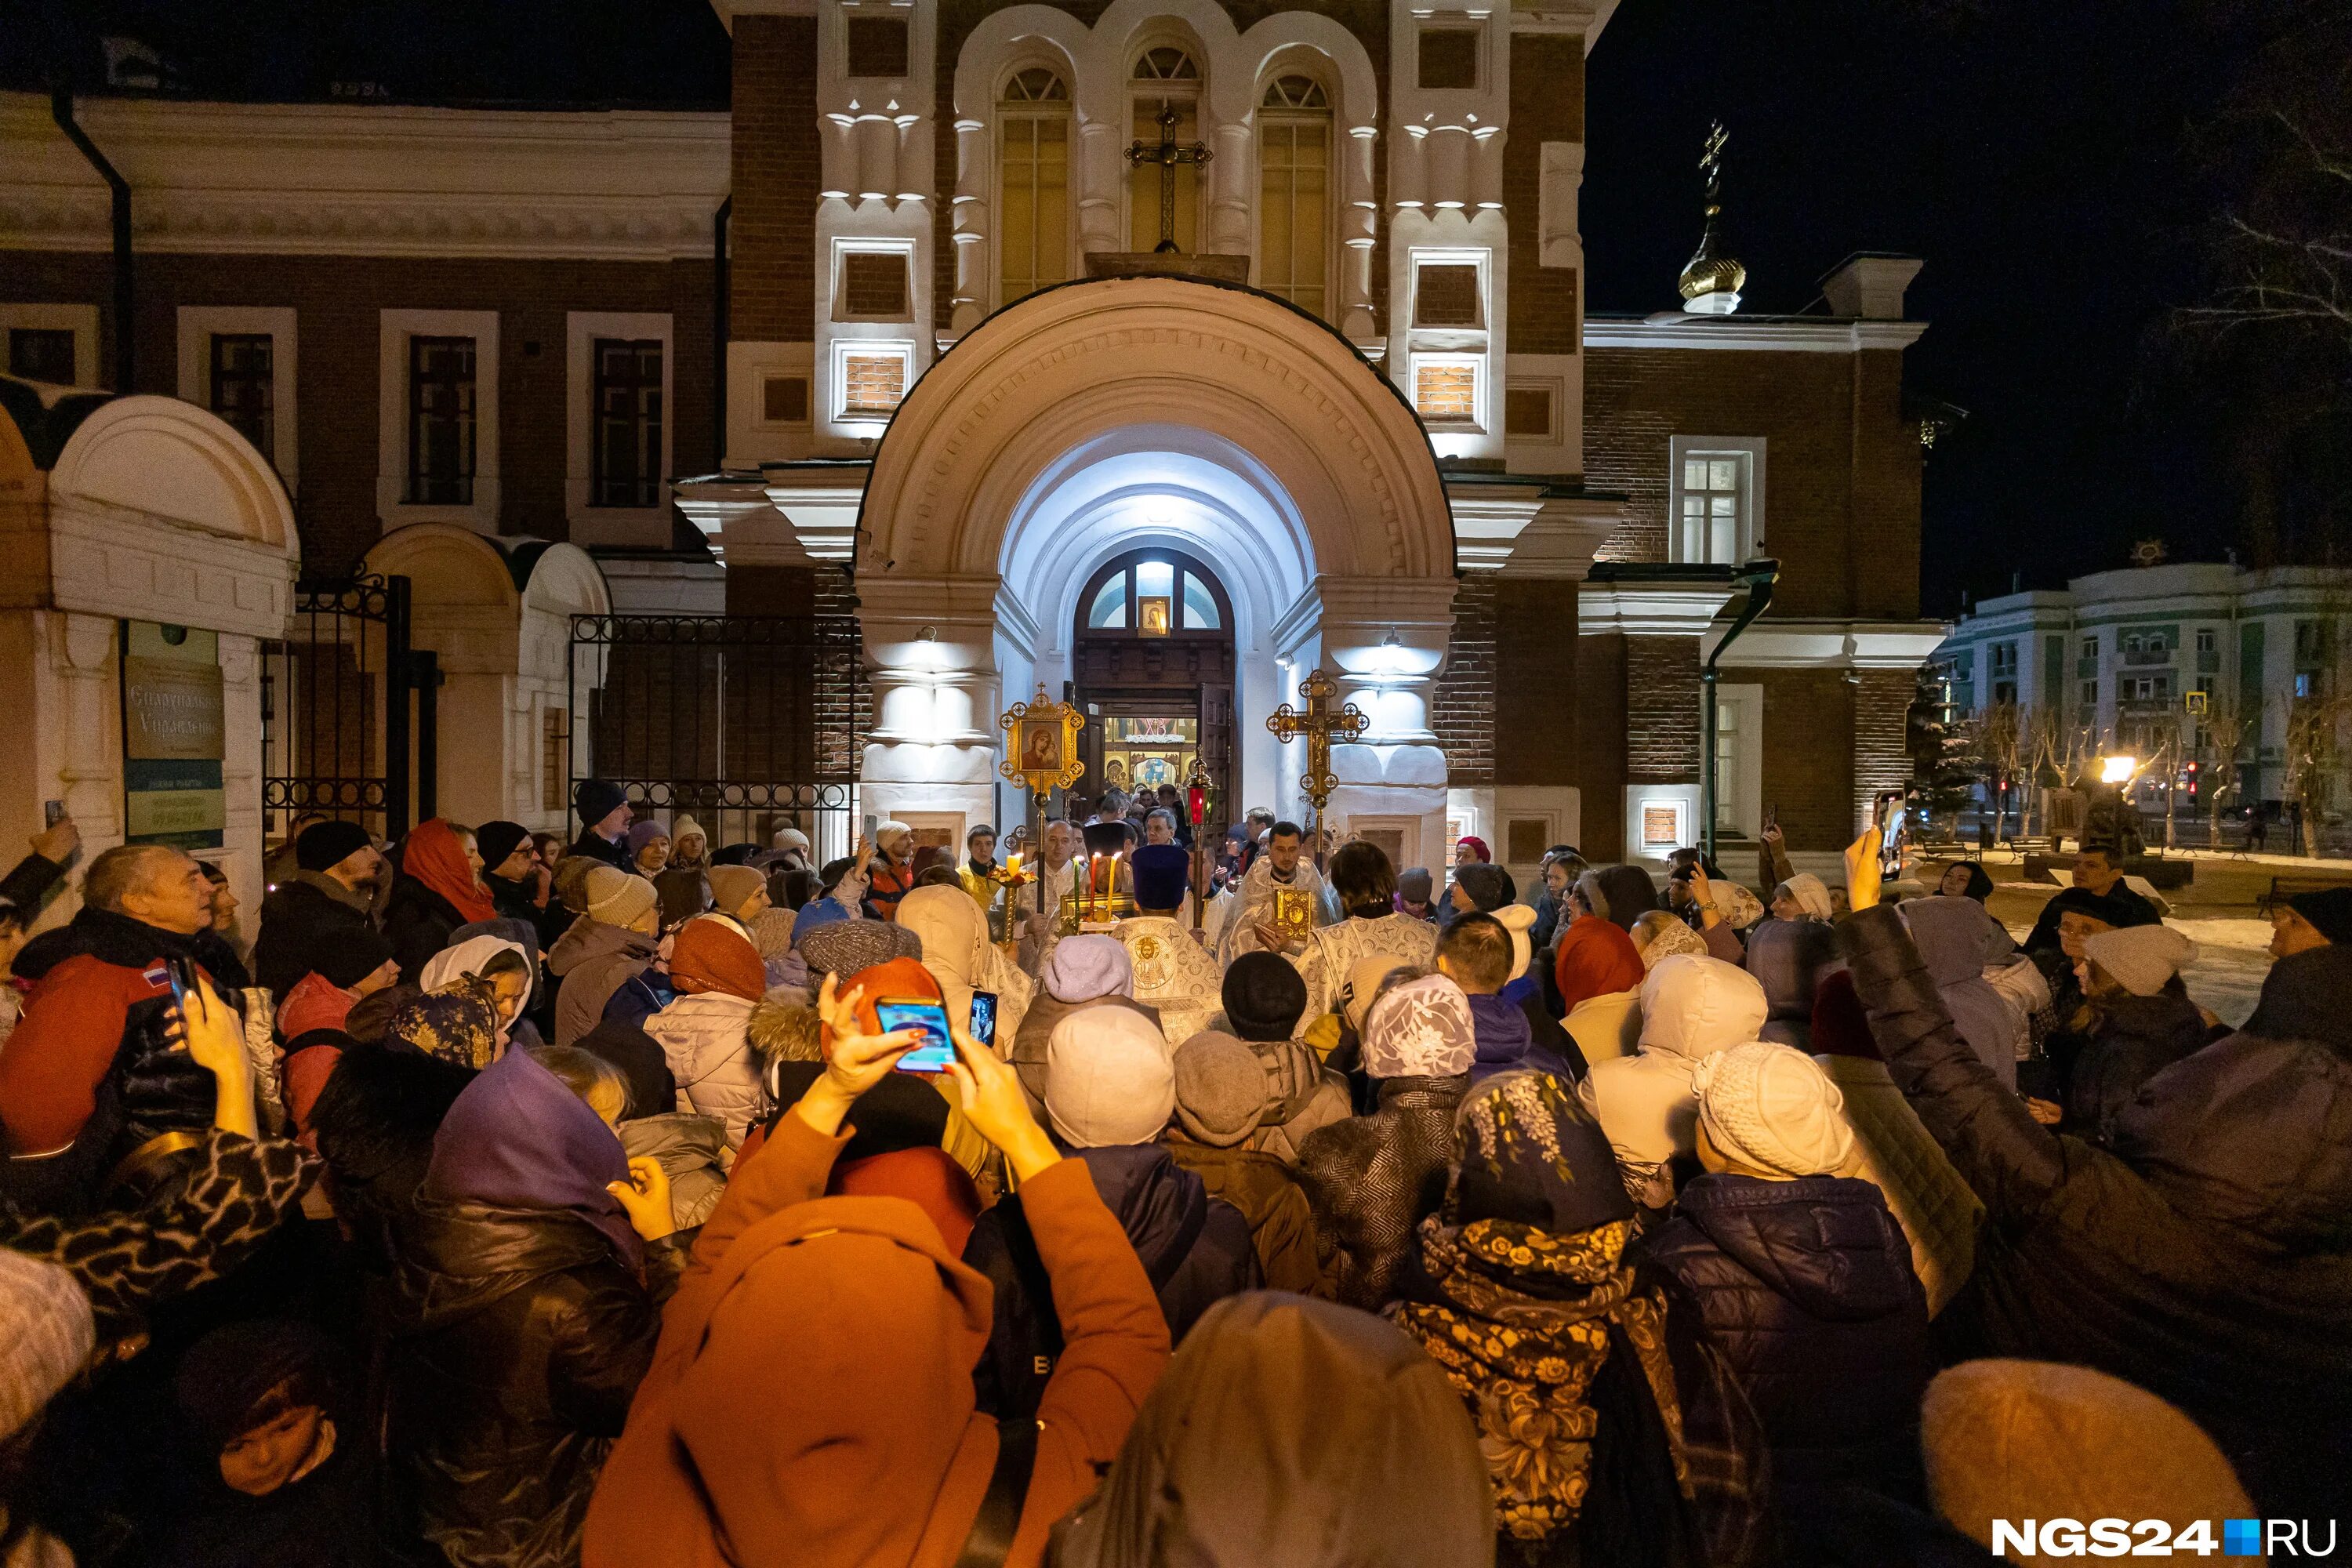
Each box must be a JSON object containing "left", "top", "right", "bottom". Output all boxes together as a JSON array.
[
  {"left": 382, "top": 819, "right": 500, "bottom": 982},
  {"left": 1387, "top": 1069, "right": 1762, "bottom": 1568},
  {"left": 387, "top": 1045, "right": 681, "bottom": 1568},
  {"left": 1007, "top": 933, "right": 1160, "bottom": 1116},
  {"left": 1631, "top": 910, "right": 1708, "bottom": 970},
  {"left": 1054, "top": 1293, "right": 1494, "bottom": 1568},
  {"left": 420, "top": 930, "right": 536, "bottom": 1051},
  {"left": 1581, "top": 865, "right": 1663, "bottom": 932},
  {"left": 1555, "top": 877, "right": 1650, "bottom": 1068},
  {"left": 1900, "top": 895, "right": 2029, "bottom": 1088},
  {"left": 1743, "top": 916, "right": 1842, "bottom": 1049},
  {"left": 1296, "top": 971, "right": 1477, "bottom": 1309},
  {"left": 1767, "top": 873, "right": 1836, "bottom": 924},
  {"left": 895, "top": 882, "right": 1034, "bottom": 1051},
  {"left": 383, "top": 983, "right": 504, "bottom": 1072},
  {"left": 641, "top": 916, "right": 768, "bottom": 1147},
  {"left": 626, "top": 819, "right": 670, "bottom": 878}
]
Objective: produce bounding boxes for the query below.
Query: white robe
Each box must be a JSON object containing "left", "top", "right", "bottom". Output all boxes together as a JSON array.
[
  {"left": 1291, "top": 912, "right": 1439, "bottom": 1022},
  {"left": 1015, "top": 856, "right": 1080, "bottom": 976},
  {"left": 1214, "top": 856, "right": 1338, "bottom": 967},
  {"left": 1115, "top": 915, "right": 1222, "bottom": 1047}
]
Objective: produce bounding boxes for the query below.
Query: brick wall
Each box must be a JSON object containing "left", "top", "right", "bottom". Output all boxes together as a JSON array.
[
  {"left": 1584, "top": 344, "right": 1922, "bottom": 620},
  {"left": 1576, "top": 624, "right": 1628, "bottom": 852},
  {"left": 1434, "top": 573, "right": 1497, "bottom": 784},
  {"left": 1494, "top": 578, "right": 1578, "bottom": 785},
  {"left": 0, "top": 248, "right": 716, "bottom": 575},
  {"left": 731, "top": 14, "right": 819, "bottom": 343},
  {"left": 1757, "top": 667, "right": 1854, "bottom": 853},
  {"left": 1504, "top": 32, "right": 1581, "bottom": 357},
  {"left": 1626, "top": 635, "right": 1700, "bottom": 781},
  {"left": 1853, "top": 668, "right": 1917, "bottom": 835}
]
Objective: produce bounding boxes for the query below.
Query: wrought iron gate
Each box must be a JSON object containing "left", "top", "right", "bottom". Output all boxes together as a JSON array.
[
  {"left": 568, "top": 612, "right": 862, "bottom": 844},
  {"left": 261, "top": 574, "right": 433, "bottom": 841}
]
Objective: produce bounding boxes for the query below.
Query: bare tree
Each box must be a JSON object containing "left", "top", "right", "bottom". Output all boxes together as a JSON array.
[
  {"left": 1965, "top": 700, "right": 2030, "bottom": 845},
  {"left": 2198, "top": 691, "right": 2256, "bottom": 848},
  {"left": 2283, "top": 691, "right": 2352, "bottom": 856}
]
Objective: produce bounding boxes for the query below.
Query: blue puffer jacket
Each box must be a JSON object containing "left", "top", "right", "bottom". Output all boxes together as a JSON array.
[{"left": 1646, "top": 1172, "right": 1932, "bottom": 1492}]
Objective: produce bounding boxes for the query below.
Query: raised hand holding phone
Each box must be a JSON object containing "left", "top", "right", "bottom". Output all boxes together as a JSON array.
[
  {"left": 938, "top": 1020, "right": 1060, "bottom": 1185},
  {"left": 1844, "top": 827, "right": 1884, "bottom": 913},
  {"left": 166, "top": 967, "right": 259, "bottom": 1139},
  {"left": 793, "top": 973, "right": 922, "bottom": 1138}
]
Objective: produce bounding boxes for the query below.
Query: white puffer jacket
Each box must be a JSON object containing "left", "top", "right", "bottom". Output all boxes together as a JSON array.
[
  {"left": 643, "top": 991, "right": 764, "bottom": 1148},
  {"left": 1587, "top": 954, "right": 1769, "bottom": 1204},
  {"left": 1564, "top": 988, "right": 1642, "bottom": 1068},
  {"left": 1813, "top": 1051, "right": 1984, "bottom": 1318}
]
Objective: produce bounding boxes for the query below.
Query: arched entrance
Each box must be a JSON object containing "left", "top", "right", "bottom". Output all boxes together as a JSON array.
[
  {"left": 855, "top": 273, "right": 1457, "bottom": 837},
  {"left": 1069, "top": 546, "right": 1236, "bottom": 802}
]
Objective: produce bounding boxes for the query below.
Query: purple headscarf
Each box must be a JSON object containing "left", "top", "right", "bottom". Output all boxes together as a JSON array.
[{"left": 423, "top": 1047, "right": 641, "bottom": 1271}]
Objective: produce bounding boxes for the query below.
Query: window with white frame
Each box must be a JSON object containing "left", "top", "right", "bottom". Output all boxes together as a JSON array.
[
  {"left": 379, "top": 309, "right": 499, "bottom": 528},
  {"left": 1127, "top": 46, "right": 1202, "bottom": 253},
  {"left": 1, "top": 303, "right": 100, "bottom": 387},
  {"left": 176, "top": 307, "right": 298, "bottom": 488},
  {"left": 1258, "top": 74, "right": 1330, "bottom": 319},
  {"left": 998, "top": 67, "right": 1071, "bottom": 307},
  {"left": 1667, "top": 437, "right": 1765, "bottom": 564},
  {"left": 564, "top": 310, "right": 671, "bottom": 539}
]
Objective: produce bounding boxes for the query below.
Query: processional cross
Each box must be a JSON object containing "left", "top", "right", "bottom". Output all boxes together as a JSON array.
[
  {"left": 1125, "top": 104, "right": 1213, "bottom": 254},
  {"left": 1266, "top": 669, "right": 1368, "bottom": 852}
]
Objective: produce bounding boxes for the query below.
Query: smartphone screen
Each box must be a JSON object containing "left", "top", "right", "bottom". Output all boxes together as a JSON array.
[
  {"left": 876, "top": 999, "right": 956, "bottom": 1072},
  {"left": 968, "top": 989, "right": 998, "bottom": 1049},
  {"left": 165, "top": 955, "right": 198, "bottom": 1021},
  {"left": 1875, "top": 791, "right": 1909, "bottom": 878}
]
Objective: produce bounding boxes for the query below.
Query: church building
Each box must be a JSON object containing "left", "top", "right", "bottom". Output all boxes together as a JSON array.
[{"left": 0, "top": 0, "right": 1945, "bottom": 888}]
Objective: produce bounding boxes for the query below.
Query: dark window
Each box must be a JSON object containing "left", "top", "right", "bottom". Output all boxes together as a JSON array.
[
  {"left": 208, "top": 333, "right": 274, "bottom": 459},
  {"left": 1415, "top": 263, "right": 1481, "bottom": 326},
  {"left": 1418, "top": 28, "right": 1479, "bottom": 90},
  {"left": 1504, "top": 386, "right": 1552, "bottom": 438},
  {"left": 406, "top": 335, "right": 475, "bottom": 506},
  {"left": 846, "top": 15, "right": 909, "bottom": 77},
  {"left": 592, "top": 338, "right": 663, "bottom": 508},
  {"left": 8, "top": 328, "right": 76, "bottom": 383},
  {"left": 840, "top": 252, "right": 911, "bottom": 318},
  {"left": 763, "top": 375, "right": 810, "bottom": 424}
]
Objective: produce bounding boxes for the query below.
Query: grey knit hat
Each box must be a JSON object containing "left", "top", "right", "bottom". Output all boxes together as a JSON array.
[
  {"left": 1171, "top": 1031, "right": 1270, "bottom": 1148},
  {"left": 0, "top": 1250, "right": 93, "bottom": 1440},
  {"left": 798, "top": 917, "right": 923, "bottom": 982}
]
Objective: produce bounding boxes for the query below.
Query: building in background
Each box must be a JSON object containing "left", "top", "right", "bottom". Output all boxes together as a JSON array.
[{"left": 1, "top": 0, "right": 1946, "bottom": 882}]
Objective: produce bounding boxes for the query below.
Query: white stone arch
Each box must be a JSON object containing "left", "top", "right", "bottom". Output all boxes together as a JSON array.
[
  {"left": 951, "top": 6, "right": 1091, "bottom": 332},
  {"left": 365, "top": 524, "right": 612, "bottom": 833},
  {"left": 11, "top": 394, "right": 299, "bottom": 942},
  {"left": 855, "top": 274, "right": 1457, "bottom": 830}
]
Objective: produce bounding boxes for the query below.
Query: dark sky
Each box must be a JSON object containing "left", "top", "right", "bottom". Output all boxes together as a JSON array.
[
  {"left": 20, "top": 0, "right": 2296, "bottom": 614},
  {"left": 1583, "top": 0, "right": 2230, "bottom": 613}
]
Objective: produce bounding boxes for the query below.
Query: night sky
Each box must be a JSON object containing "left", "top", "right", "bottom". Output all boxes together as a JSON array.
[{"left": 20, "top": 1, "right": 2339, "bottom": 615}]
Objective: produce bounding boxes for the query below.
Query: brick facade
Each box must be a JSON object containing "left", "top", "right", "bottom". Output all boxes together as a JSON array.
[
  {"left": 730, "top": 15, "right": 820, "bottom": 343},
  {"left": 1624, "top": 635, "right": 1702, "bottom": 781},
  {"left": 1434, "top": 573, "right": 1497, "bottom": 785},
  {"left": 0, "top": 249, "right": 715, "bottom": 574},
  {"left": 1504, "top": 32, "right": 1581, "bottom": 357},
  {"left": 1494, "top": 578, "right": 1579, "bottom": 786}
]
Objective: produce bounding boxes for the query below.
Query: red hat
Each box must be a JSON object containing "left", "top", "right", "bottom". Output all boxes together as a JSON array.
[
  {"left": 669, "top": 918, "right": 765, "bottom": 1004},
  {"left": 844, "top": 956, "right": 942, "bottom": 1036},
  {"left": 1456, "top": 836, "right": 1490, "bottom": 863}
]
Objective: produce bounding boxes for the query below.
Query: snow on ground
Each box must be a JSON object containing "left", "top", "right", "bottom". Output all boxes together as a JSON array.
[{"left": 2167, "top": 918, "right": 2273, "bottom": 1029}]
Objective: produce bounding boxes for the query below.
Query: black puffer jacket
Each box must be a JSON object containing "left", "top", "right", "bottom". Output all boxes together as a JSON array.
[
  {"left": 251, "top": 873, "right": 382, "bottom": 1001},
  {"left": 381, "top": 873, "right": 464, "bottom": 985},
  {"left": 1842, "top": 908, "right": 2352, "bottom": 1524},
  {"left": 1646, "top": 1173, "right": 1930, "bottom": 1492},
  {"left": 2061, "top": 983, "right": 2209, "bottom": 1145},
  {"left": 966, "top": 1142, "right": 1254, "bottom": 1421},
  {"left": 383, "top": 1199, "right": 674, "bottom": 1568}
]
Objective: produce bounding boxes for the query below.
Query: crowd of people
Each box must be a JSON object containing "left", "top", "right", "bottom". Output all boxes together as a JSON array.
[{"left": 0, "top": 784, "right": 2346, "bottom": 1568}]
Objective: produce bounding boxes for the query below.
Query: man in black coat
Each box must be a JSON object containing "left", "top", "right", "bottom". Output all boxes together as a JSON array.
[
  {"left": 1839, "top": 829, "right": 2352, "bottom": 1526},
  {"left": 2021, "top": 844, "right": 2158, "bottom": 956},
  {"left": 252, "top": 820, "right": 390, "bottom": 1002},
  {"left": 567, "top": 779, "right": 633, "bottom": 869}
]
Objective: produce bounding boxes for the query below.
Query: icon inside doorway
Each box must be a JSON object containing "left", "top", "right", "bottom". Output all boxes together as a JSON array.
[{"left": 1137, "top": 596, "right": 1172, "bottom": 636}]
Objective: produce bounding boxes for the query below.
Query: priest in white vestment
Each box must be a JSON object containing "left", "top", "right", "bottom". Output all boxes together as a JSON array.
[
  {"left": 1291, "top": 840, "right": 1438, "bottom": 1021},
  {"left": 1115, "top": 844, "right": 1223, "bottom": 1047},
  {"left": 1213, "top": 822, "right": 1337, "bottom": 966}
]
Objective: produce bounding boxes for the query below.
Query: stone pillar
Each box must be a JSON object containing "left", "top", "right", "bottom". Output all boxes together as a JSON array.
[{"left": 856, "top": 575, "right": 1004, "bottom": 832}]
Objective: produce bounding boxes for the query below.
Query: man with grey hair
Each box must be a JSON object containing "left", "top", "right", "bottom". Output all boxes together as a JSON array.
[{"left": 0, "top": 843, "right": 227, "bottom": 1211}]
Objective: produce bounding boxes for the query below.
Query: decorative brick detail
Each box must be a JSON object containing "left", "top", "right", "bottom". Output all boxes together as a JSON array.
[
  {"left": 1504, "top": 31, "right": 1582, "bottom": 357},
  {"left": 1435, "top": 574, "right": 1497, "bottom": 785},
  {"left": 1584, "top": 344, "right": 1922, "bottom": 620},
  {"left": 840, "top": 351, "right": 906, "bottom": 416},
  {"left": 731, "top": 15, "right": 819, "bottom": 344},
  {"left": 1626, "top": 636, "right": 1700, "bottom": 782},
  {"left": 1415, "top": 362, "right": 1476, "bottom": 423}
]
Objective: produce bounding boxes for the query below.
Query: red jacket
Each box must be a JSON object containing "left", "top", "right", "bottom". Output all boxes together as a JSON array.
[{"left": 0, "top": 953, "right": 176, "bottom": 1156}]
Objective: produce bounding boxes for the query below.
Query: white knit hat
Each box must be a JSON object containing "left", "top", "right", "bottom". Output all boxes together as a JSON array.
[
  {"left": 2082, "top": 925, "right": 2198, "bottom": 998},
  {"left": 1780, "top": 873, "right": 1835, "bottom": 923},
  {"left": 1691, "top": 1041, "right": 1854, "bottom": 1178},
  {"left": 0, "top": 1250, "right": 94, "bottom": 1440},
  {"left": 1046, "top": 1004, "right": 1176, "bottom": 1148},
  {"left": 1492, "top": 903, "right": 1537, "bottom": 982}
]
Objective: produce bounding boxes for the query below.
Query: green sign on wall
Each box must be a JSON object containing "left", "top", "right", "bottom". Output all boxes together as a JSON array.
[{"left": 122, "top": 620, "right": 226, "bottom": 851}]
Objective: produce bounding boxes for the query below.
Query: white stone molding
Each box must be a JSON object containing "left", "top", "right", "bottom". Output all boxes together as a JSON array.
[
  {"left": 564, "top": 310, "right": 673, "bottom": 548},
  {"left": 0, "top": 303, "right": 101, "bottom": 387},
  {"left": 1538, "top": 141, "right": 1584, "bottom": 271},
  {"left": 1582, "top": 316, "right": 1929, "bottom": 353},
  {"left": 377, "top": 309, "right": 501, "bottom": 535},
  {"left": 949, "top": 7, "right": 1091, "bottom": 335},
  {"left": 1576, "top": 583, "right": 1737, "bottom": 639},
  {"left": 1447, "top": 479, "right": 1622, "bottom": 576},
  {"left": 1701, "top": 618, "right": 1950, "bottom": 671},
  {"left": 174, "top": 306, "right": 298, "bottom": 497},
  {"left": 0, "top": 93, "right": 728, "bottom": 260}
]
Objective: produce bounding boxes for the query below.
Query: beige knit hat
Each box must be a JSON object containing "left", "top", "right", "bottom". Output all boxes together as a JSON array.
[
  {"left": 1492, "top": 903, "right": 1537, "bottom": 982},
  {"left": 1691, "top": 1040, "right": 1854, "bottom": 1177},
  {"left": 706, "top": 864, "right": 767, "bottom": 917},
  {"left": 585, "top": 866, "right": 660, "bottom": 929},
  {"left": 2082, "top": 924, "right": 2197, "bottom": 998}
]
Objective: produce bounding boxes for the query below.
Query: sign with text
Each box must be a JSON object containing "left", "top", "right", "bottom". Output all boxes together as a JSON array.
[{"left": 122, "top": 621, "right": 226, "bottom": 850}]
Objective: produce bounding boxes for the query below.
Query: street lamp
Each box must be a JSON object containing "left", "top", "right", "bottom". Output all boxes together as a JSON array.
[{"left": 2100, "top": 753, "right": 2136, "bottom": 786}]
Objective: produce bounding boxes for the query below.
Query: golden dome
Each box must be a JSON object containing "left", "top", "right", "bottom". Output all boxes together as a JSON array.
[{"left": 1679, "top": 254, "right": 1747, "bottom": 302}]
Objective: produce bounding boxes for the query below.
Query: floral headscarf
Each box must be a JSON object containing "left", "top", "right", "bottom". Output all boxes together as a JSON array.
[
  {"left": 385, "top": 983, "right": 503, "bottom": 1071},
  {"left": 1385, "top": 1071, "right": 1691, "bottom": 1552}
]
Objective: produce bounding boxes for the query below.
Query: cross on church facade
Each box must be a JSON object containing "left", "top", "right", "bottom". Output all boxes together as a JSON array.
[
  {"left": 1125, "top": 104, "right": 1213, "bottom": 254},
  {"left": 1266, "top": 667, "right": 1369, "bottom": 826}
]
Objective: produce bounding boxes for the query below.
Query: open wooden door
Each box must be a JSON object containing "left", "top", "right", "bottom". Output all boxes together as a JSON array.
[{"left": 1200, "top": 683, "right": 1234, "bottom": 826}]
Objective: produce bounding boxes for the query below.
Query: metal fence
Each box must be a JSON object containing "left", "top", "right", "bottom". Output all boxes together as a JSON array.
[
  {"left": 568, "top": 612, "right": 863, "bottom": 846},
  {"left": 262, "top": 573, "right": 432, "bottom": 841}
]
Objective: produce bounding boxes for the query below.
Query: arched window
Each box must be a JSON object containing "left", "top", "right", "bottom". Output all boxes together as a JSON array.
[
  {"left": 1258, "top": 74, "right": 1331, "bottom": 318},
  {"left": 1078, "top": 548, "right": 1231, "bottom": 637},
  {"left": 1128, "top": 47, "right": 1202, "bottom": 254},
  {"left": 998, "top": 67, "right": 1072, "bottom": 307}
]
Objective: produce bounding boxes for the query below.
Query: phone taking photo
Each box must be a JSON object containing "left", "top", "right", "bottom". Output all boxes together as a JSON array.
[
  {"left": 1875, "top": 790, "right": 1909, "bottom": 880},
  {"left": 968, "top": 989, "right": 998, "bottom": 1049},
  {"left": 877, "top": 999, "right": 957, "bottom": 1073},
  {"left": 165, "top": 954, "right": 201, "bottom": 1026}
]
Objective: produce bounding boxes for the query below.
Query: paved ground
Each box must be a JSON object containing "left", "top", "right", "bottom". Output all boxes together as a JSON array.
[{"left": 1933, "top": 848, "right": 2337, "bottom": 1029}]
